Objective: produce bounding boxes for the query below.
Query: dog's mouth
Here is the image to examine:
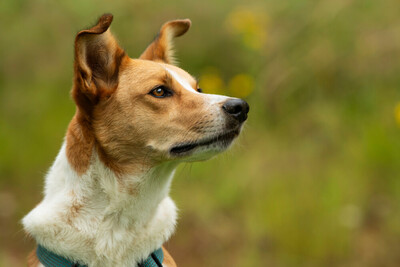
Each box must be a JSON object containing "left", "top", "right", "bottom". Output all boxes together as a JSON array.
[{"left": 170, "top": 130, "right": 240, "bottom": 156}]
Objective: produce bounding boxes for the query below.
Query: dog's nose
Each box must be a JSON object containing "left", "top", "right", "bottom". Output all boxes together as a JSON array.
[{"left": 222, "top": 99, "right": 249, "bottom": 123}]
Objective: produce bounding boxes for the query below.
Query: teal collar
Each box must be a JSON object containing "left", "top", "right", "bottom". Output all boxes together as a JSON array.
[{"left": 37, "top": 244, "right": 164, "bottom": 267}]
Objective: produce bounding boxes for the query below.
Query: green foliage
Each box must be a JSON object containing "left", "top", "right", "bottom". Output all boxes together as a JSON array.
[{"left": 1, "top": 0, "right": 400, "bottom": 266}]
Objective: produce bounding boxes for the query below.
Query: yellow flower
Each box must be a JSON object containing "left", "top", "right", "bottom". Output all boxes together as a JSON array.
[
  {"left": 226, "top": 7, "right": 268, "bottom": 50},
  {"left": 228, "top": 74, "right": 254, "bottom": 98},
  {"left": 395, "top": 103, "right": 400, "bottom": 126},
  {"left": 199, "top": 68, "right": 225, "bottom": 95}
]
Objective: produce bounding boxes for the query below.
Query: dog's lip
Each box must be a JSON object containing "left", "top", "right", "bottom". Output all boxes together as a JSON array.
[{"left": 170, "top": 129, "right": 239, "bottom": 155}]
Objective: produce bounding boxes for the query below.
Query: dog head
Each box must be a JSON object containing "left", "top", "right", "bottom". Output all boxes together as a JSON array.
[{"left": 67, "top": 14, "right": 249, "bottom": 174}]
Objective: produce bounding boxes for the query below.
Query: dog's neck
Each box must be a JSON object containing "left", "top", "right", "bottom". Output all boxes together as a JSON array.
[{"left": 23, "top": 142, "right": 178, "bottom": 267}]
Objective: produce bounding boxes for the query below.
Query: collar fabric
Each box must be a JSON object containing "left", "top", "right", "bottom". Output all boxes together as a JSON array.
[{"left": 36, "top": 245, "right": 164, "bottom": 267}]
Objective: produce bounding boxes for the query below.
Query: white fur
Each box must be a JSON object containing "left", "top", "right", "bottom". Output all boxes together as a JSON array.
[
  {"left": 23, "top": 143, "right": 178, "bottom": 267},
  {"left": 165, "top": 67, "right": 196, "bottom": 93},
  {"left": 164, "top": 66, "right": 230, "bottom": 108}
]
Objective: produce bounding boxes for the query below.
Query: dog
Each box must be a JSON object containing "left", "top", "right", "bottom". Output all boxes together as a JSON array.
[{"left": 23, "top": 14, "right": 249, "bottom": 267}]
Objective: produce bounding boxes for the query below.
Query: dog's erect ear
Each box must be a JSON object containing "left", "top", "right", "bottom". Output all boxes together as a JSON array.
[
  {"left": 139, "top": 19, "right": 191, "bottom": 65},
  {"left": 73, "top": 14, "right": 126, "bottom": 117}
]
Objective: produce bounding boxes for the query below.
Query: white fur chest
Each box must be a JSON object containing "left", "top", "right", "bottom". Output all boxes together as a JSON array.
[{"left": 23, "top": 143, "right": 178, "bottom": 267}]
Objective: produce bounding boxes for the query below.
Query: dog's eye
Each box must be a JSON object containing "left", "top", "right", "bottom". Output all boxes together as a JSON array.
[
  {"left": 149, "top": 86, "right": 172, "bottom": 98},
  {"left": 197, "top": 88, "right": 203, "bottom": 93}
]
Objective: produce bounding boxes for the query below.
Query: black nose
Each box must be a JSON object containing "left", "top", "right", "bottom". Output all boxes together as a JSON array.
[{"left": 222, "top": 99, "right": 249, "bottom": 123}]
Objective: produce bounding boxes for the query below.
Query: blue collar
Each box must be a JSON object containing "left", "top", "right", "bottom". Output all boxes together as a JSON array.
[{"left": 37, "top": 244, "right": 164, "bottom": 267}]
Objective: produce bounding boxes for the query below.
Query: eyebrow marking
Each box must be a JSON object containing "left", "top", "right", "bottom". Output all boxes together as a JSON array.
[
  {"left": 162, "top": 70, "right": 173, "bottom": 85},
  {"left": 165, "top": 67, "right": 197, "bottom": 93}
]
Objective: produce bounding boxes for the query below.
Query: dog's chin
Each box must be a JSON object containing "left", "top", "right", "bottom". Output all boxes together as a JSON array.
[{"left": 169, "top": 129, "right": 240, "bottom": 161}]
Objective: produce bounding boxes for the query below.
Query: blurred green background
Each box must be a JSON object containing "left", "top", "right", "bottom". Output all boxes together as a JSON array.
[{"left": 1, "top": 0, "right": 400, "bottom": 266}]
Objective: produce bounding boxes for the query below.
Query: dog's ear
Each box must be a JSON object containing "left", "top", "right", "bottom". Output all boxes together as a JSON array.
[
  {"left": 73, "top": 14, "right": 126, "bottom": 118},
  {"left": 139, "top": 19, "right": 191, "bottom": 65}
]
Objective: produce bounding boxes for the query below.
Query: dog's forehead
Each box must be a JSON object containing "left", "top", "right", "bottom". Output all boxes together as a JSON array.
[
  {"left": 161, "top": 64, "right": 197, "bottom": 92},
  {"left": 122, "top": 59, "right": 164, "bottom": 76},
  {"left": 123, "top": 59, "right": 197, "bottom": 90}
]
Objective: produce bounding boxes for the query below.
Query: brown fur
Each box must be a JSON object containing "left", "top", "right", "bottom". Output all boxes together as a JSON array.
[
  {"left": 66, "top": 112, "right": 95, "bottom": 175},
  {"left": 162, "top": 246, "right": 177, "bottom": 267},
  {"left": 27, "top": 248, "right": 40, "bottom": 267}
]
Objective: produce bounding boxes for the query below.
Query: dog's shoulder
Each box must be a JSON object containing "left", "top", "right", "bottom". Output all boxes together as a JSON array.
[
  {"left": 162, "top": 246, "right": 177, "bottom": 267},
  {"left": 27, "top": 246, "right": 43, "bottom": 267}
]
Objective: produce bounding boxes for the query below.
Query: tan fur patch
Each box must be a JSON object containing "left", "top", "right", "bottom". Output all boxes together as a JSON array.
[
  {"left": 162, "top": 246, "right": 177, "bottom": 267},
  {"left": 27, "top": 247, "right": 40, "bottom": 267},
  {"left": 66, "top": 112, "right": 95, "bottom": 175}
]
